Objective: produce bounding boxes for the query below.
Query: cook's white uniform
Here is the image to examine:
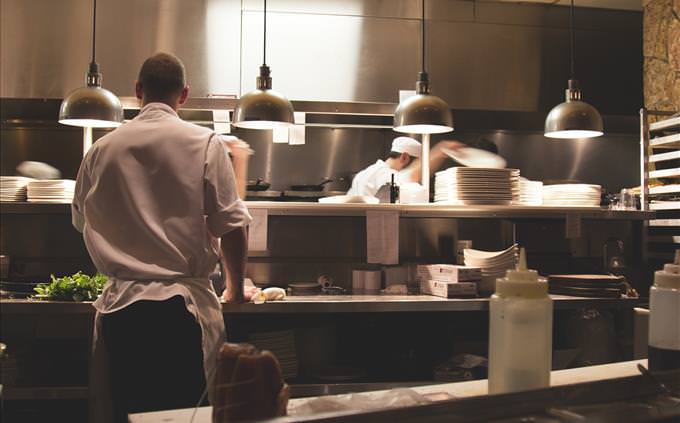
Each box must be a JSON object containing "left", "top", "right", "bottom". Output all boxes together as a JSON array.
[
  {"left": 72, "top": 102, "right": 251, "bottom": 418},
  {"left": 347, "top": 160, "right": 410, "bottom": 197}
]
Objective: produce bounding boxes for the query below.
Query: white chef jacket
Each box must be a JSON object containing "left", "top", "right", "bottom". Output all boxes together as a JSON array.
[
  {"left": 347, "top": 159, "right": 410, "bottom": 197},
  {"left": 72, "top": 102, "right": 252, "bottom": 409}
]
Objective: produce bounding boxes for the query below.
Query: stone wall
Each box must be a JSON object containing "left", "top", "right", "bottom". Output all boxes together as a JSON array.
[{"left": 643, "top": 0, "right": 680, "bottom": 115}]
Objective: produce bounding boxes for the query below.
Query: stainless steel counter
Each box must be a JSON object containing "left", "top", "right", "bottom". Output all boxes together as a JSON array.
[
  {"left": 2, "top": 201, "right": 654, "bottom": 220},
  {"left": 0, "top": 295, "right": 641, "bottom": 315}
]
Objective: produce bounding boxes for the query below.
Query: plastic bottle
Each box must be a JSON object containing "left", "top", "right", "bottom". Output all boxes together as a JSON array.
[
  {"left": 648, "top": 250, "right": 680, "bottom": 372},
  {"left": 488, "top": 248, "right": 552, "bottom": 394}
]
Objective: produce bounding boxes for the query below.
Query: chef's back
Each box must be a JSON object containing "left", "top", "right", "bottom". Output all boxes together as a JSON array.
[{"left": 72, "top": 103, "right": 250, "bottom": 281}]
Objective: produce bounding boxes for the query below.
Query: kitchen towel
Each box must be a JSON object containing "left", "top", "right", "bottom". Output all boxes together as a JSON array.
[
  {"left": 366, "top": 210, "right": 399, "bottom": 265},
  {"left": 248, "top": 208, "right": 268, "bottom": 252}
]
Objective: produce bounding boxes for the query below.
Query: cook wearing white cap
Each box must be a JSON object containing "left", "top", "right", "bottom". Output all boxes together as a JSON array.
[{"left": 347, "top": 136, "right": 460, "bottom": 197}]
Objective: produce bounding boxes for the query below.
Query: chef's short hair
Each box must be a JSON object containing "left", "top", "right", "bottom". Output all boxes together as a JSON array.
[
  {"left": 138, "top": 53, "right": 186, "bottom": 101},
  {"left": 388, "top": 151, "right": 417, "bottom": 161}
]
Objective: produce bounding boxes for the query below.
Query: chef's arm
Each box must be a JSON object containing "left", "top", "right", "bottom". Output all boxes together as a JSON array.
[
  {"left": 221, "top": 226, "right": 249, "bottom": 303},
  {"left": 232, "top": 156, "right": 248, "bottom": 199},
  {"left": 403, "top": 140, "right": 462, "bottom": 182},
  {"left": 226, "top": 139, "right": 253, "bottom": 200}
]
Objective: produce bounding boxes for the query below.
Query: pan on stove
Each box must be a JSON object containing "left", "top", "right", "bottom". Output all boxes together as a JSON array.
[
  {"left": 290, "top": 178, "right": 333, "bottom": 192},
  {"left": 247, "top": 178, "right": 271, "bottom": 191}
]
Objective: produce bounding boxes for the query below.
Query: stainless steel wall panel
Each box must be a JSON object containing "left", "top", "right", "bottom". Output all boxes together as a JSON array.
[
  {"left": 0, "top": 0, "right": 241, "bottom": 98},
  {"left": 427, "top": 0, "right": 476, "bottom": 22},
  {"left": 242, "top": 0, "right": 422, "bottom": 19},
  {"left": 240, "top": 9, "right": 420, "bottom": 102}
]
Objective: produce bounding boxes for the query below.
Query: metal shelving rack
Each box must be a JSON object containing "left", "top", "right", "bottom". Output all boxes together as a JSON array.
[{"left": 640, "top": 108, "right": 680, "bottom": 262}]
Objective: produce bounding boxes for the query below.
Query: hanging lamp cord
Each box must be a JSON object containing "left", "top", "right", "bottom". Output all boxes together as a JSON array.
[
  {"left": 263, "top": 0, "right": 267, "bottom": 66},
  {"left": 569, "top": 0, "right": 575, "bottom": 80},
  {"left": 421, "top": 0, "right": 426, "bottom": 74},
  {"left": 91, "top": 0, "right": 97, "bottom": 65}
]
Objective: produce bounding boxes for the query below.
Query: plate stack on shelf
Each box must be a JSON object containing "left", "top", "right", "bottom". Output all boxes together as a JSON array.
[
  {"left": 26, "top": 179, "right": 76, "bottom": 203},
  {"left": 547, "top": 274, "right": 626, "bottom": 298},
  {"left": 463, "top": 244, "right": 519, "bottom": 293},
  {"left": 542, "top": 184, "right": 601, "bottom": 207},
  {"left": 248, "top": 330, "right": 298, "bottom": 380},
  {"left": 515, "top": 178, "right": 543, "bottom": 206},
  {"left": 0, "top": 176, "right": 33, "bottom": 202},
  {"left": 434, "top": 168, "right": 520, "bottom": 205}
]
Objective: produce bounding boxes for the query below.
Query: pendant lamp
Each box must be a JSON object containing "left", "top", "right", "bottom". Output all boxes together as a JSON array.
[
  {"left": 233, "top": 0, "right": 294, "bottom": 129},
  {"left": 544, "top": 0, "right": 603, "bottom": 139},
  {"left": 59, "top": 0, "right": 123, "bottom": 128},
  {"left": 394, "top": 0, "right": 452, "bottom": 135}
]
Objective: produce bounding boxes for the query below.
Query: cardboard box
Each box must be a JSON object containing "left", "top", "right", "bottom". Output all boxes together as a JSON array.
[
  {"left": 420, "top": 279, "right": 478, "bottom": 298},
  {"left": 417, "top": 264, "right": 481, "bottom": 283}
]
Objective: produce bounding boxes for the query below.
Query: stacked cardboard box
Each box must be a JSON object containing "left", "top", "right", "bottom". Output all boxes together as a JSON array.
[{"left": 417, "top": 264, "right": 481, "bottom": 298}]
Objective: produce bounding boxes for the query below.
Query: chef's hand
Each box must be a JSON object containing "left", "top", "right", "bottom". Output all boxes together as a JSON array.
[{"left": 225, "top": 138, "right": 254, "bottom": 162}]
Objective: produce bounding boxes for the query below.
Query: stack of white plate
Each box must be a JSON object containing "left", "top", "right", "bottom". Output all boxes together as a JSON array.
[
  {"left": 26, "top": 179, "right": 76, "bottom": 203},
  {"left": 434, "top": 167, "right": 520, "bottom": 205},
  {"left": 515, "top": 178, "right": 543, "bottom": 206},
  {"left": 542, "top": 184, "right": 601, "bottom": 207},
  {"left": 248, "top": 330, "right": 298, "bottom": 380},
  {"left": 0, "top": 176, "right": 33, "bottom": 202},
  {"left": 464, "top": 244, "right": 519, "bottom": 293}
]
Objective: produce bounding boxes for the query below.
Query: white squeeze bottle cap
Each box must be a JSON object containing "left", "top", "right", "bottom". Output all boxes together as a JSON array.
[
  {"left": 654, "top": 250, "right": 680, "bottom": 290},
  {"left": 495, "top": 248, "right": 548, "bottom": 298}
]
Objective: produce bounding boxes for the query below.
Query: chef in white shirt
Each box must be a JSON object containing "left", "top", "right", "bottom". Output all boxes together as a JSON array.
[
  {"left": 72, "top": 52, "right": 251, "bottom": 422},
  {"left": 347, "top": 136, "right": 461, "bottom": 197}
]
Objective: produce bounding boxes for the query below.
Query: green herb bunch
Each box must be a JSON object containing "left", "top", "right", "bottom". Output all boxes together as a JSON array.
[{"left": 34, "top": 272, "right": 108, "bottom": 302}]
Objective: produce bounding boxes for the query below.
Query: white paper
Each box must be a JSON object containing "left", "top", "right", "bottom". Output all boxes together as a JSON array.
[
  {"left": 212, "top": 110, "right": 231, "bottom": 134},
  {"left": 248, "top": 208, "right": 268, "bottom": 251},
  {"left": 566, "top": 213, "right": 581, "bottom": 239},
  {"left": 273, "top": 126, "right": 289, "bottom": 143},
  {"left": 289, "top": 112, "right": 306, "bottom": 145},
  {"left": 366, "top": 210, "right": 399, "bottom": 265}
]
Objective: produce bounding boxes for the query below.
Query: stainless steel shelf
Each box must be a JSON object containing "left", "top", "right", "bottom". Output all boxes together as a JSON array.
[
  {"left": 649, "top": 184, "right": 680, "bottom": 195},
  {"left": 649, "top": 150, "right": 680, "bottom": 163},
  {"left": 650, "top": 115, "right": 680, "bottom": 132},
  {"left": 650, "top": 133, "right": 680, "bottom": 148},
  {"left": 1, "top": 296, "right": 642, "bottom": 315},
  {"left": 649, "top": 201, "right": 680, "bottom": 211},
  {"left": 2, "top": 201, "right": 654, "bottom": 220},
  {"left": 648, "top": 219, "right": 680, "bottom": 227},
  {"left": 649, "top": 167, "right": 680, "bottom": 179}
]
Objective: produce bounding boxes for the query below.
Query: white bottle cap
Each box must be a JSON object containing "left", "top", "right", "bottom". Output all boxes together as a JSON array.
[
  {"left": 495, "top": 248, "right": 548, "bottom": 298},
  {"left": 654, "top": 250, "right": 680, "bottom": 290}
]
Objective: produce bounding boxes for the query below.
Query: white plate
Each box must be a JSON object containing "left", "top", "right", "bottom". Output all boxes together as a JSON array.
[{"left": 442, "top": 147, "right": 507, "bottom": 169}]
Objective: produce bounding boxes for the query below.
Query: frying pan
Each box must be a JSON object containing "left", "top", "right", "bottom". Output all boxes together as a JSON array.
[
  {"left": 290, "top": 178, "right": 333, "bottom": 192},
  {"left": 247, "top": 178, "right": 271, "bottom": 191}
]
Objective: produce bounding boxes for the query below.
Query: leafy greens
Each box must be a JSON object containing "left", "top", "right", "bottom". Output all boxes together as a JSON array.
[{"left": 34, "top": 271, "right": 108, "bottom": 302}]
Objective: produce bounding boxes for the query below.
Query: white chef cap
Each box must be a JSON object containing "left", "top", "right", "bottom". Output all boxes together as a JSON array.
[{"left": 391, "top": 136, "right": 421, "bottom": 158}]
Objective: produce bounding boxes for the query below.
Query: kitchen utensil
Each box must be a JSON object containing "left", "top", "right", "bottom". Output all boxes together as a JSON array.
[
  {"left": 442, "top": 147, "right": 507, "bottom": 169},
  {"left": 290, "top": 178, "right": 333, "bottom": 192},
  {"left": 247, "top": 178, "right": 271, "bottom": 191}
]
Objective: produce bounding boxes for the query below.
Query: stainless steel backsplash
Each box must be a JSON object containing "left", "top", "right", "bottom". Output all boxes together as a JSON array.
[{"left": 1, "top": 0, "right": 641, "bottom": 114}]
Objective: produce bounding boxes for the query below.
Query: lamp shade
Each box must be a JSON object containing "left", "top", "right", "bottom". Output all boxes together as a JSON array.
[
  {"left": 544, "top": 99, "right": 603, "bottom": 139},
  {"left": 232, "top": 88, "right": 294, "bottom": 129},
  {"left": 393, "top": 93, "right": 453, "bottom": 134},
  {"left": 59, "top": 85, "right": 123, "bottom": 128}
]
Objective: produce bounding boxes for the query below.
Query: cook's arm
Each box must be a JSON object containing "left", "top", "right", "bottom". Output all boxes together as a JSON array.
[
  {"left": 403, "top": 140, "right": 462, "bottom": 182},
  {"left": 232, "top": 156, "right": 249, "bottom": 200},
  {"left": 224, "top": 138, "right": 253, "bottom": 200},
  {"left": 221, "top": 226, "right": 248, "bottom": 303}
]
